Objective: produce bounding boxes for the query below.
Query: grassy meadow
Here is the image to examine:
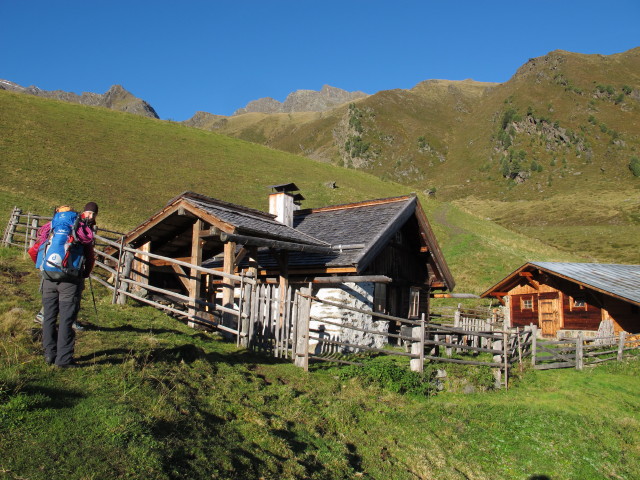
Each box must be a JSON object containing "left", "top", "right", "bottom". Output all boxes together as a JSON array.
[{"left": 1, "top": 248, "right": 639, "bottom": 480}]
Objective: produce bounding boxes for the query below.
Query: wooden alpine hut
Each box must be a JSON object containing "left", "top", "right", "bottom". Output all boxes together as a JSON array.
[
  {"left": 117, "top": 185, "right": 455, "bottom": 349},
  {"left": 481, "top": 262, "right": 640, "bottom": 338}
]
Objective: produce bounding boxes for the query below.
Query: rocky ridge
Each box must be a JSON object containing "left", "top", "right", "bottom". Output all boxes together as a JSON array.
[
  {"left": 0, "top": 80, "right": 159, "bottom": 119},
  {"left": 233, "top": 84, "right": 368, "bottom": 115}
]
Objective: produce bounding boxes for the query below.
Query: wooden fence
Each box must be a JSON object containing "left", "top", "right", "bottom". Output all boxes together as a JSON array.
[
  {"left": 4, "top": 207, "right": 638, "bottom": 384},
  {"left": 531, "top": 328, "right": 640, "bottom": 370}
]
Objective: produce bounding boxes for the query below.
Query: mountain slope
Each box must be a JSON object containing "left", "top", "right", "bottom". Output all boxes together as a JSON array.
[
  {"left": 0, "top": 89, "right": 580, "bottom": 293},
  {"left": 185, "top": 48, "right": 640, "bottom": 264}
]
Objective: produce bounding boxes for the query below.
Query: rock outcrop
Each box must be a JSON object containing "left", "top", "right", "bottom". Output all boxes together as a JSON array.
[{"left": 234, "top": 84, "right": 368, "bottom": 115}]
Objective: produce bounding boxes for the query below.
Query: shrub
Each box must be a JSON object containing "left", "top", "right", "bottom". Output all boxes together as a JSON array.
[
  {"left": 338, "top": 356, "right": 436, "bottom": 396},
  {"left": 629, "top": 157, "right": 640, "bottom": 177},
  {"left": 501, "top": 108, "right": 521, "bottom": 130}
]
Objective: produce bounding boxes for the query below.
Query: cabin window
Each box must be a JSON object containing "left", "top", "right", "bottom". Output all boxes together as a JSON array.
[
  {"left": 571, "top": 295, "right": 587, "bottom": 311},
  {"left": 521, "top": 297, "right": 533, "bottom": 310},
  {"left": 374, "top": 283, "right": 387, "bottom": 314},
  {"left": 409, "top": 287, "right": 421, "bottom": 318}
]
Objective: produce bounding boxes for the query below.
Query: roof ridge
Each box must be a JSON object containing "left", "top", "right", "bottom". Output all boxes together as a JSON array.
[
  {"left": 177, "top": 191, "right": 276, "bottom": 220},
  {"left": 295, "top": 195, "right": 414, "bottom": 215}
]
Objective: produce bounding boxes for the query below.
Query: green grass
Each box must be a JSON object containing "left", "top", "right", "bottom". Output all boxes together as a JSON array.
[{"left": 2, "top": 247, "right": 639, "bottom": 479}]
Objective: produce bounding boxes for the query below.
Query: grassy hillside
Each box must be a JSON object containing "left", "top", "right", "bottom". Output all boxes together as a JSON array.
[
  {"left": 0, "top": 89, "right": 583, "bottom": 294},
  {"left": 190, "top": 48, "right": 640, "bottom": 265},
  {"left": 1, "top": 248, "right": 639, "bottom": 480}
]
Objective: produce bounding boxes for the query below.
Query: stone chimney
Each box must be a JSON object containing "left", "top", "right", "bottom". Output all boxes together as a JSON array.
[{"left": 268, "top": 183, "right": 303, "bottom": 227}]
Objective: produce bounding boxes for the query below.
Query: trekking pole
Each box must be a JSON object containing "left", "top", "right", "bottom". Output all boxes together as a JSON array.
[{"left": 89, "top": 276, "right": 99, "bottom": 322}]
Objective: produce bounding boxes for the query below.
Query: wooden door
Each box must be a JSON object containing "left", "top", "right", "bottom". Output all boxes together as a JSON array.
[{"left": 539, "top": 295, "right": 560, "bottom": 337}]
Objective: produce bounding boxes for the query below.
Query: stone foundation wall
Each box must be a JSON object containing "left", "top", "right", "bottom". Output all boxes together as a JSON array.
[{"left": 309, "top": 282, "right": 389, "bottom": 354}]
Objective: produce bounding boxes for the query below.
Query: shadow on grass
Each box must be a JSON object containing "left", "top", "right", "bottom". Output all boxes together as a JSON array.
[
  {"left": 76, "top": 343, "right": 291, "bottom": 368},
  {"left": 11, "top": 384, "right": 85, "bottom": 410},
  {"left": 86, "top": 323, "right": 186, "bottom": 336}
]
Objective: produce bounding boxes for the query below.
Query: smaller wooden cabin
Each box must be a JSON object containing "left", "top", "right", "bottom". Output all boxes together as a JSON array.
[{"left": 482, "top": 262, "right": 640, "bottom": 338}]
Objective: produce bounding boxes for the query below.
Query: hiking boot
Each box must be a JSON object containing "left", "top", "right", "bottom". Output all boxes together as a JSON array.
[
  {"left": 34, "top": 312, "right": 44, "bottom": 324},
  {"left": 72, "top": 322, "right": 86, "bottom": 331}
]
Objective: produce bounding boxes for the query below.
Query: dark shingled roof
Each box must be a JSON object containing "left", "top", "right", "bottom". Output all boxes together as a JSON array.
[
  {"left": 181, "top": 193, "right": 327, "bottom": 246},
  {"left": 126, "top": 191, "right": 454, "bottom": 290}
]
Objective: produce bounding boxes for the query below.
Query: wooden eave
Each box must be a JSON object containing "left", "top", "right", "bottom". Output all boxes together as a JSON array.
[
  {"left": 123, "top": 199, "right": 236, "bottom": 248},
  {"left": 354, "top": 197, "right": 417, "bottom": 274},
  {"left": 480, "top": 264, "right": 534, "bottom": 298},
  {"left": 414, "top": 200, "right": 455, "bottom": 291}
]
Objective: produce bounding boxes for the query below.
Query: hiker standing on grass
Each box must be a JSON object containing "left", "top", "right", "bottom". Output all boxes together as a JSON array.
[
  {"left": 28, "top": 202, "right": 97, "bottom": 368},
  {"left": 30, "top": 203, "right": 98, "bottom": 330}
]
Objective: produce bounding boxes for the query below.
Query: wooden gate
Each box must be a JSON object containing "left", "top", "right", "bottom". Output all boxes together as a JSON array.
[{"left": 539, "top": 295, "right": 561, "bottom": 337}]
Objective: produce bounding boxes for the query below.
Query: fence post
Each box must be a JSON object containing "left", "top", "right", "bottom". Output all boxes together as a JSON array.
[
  {"left": 575, "top": 332, "right": 584, "bottom": 370},
  {"left": 617, "top": 331, "right": 626, "bottom": 362},
  {"left": 111, "top": 236, "right": 125, "bottom": 304},
  {"left": 116, "top": 251, "right": 134, "bottom": 305},
  {"left": 502, "top": 331, "right": 509, "bottom": 390},
  {"left": 29, "top": 217, "right": 39, "bottom": 248},
  {"left": 531, "top": 325, "right": 537, "bottom": 367},
  {"left": 3, "top": 207, "right": 21, "bottom": 247},
  {"left": 294, "top": 287, "right": 312, "bottom": 371},
  {"left": 240, "top": 281, "right": 252, "bottom": 348},
  {"left": 410, "top": 315, "right": 425, "bottom": 373}
]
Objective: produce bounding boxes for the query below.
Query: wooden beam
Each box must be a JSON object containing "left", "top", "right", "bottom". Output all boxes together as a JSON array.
[
  {"left": 431, "top": 293, "right": 479, "bottom": 298},
  {"left": 293, "top": 275, "right": 392, "bottom": 284},
  {"left": 150, "top": 256, "right": 191, "bottom": 267},
  {"left": 258, "top": 266, "right": 358, "bottom": 276},
  {"left": 199, "top": 227, "right": 221, "bottom": 238},
  {"left": 519, "top": 271, "right": 540, "bottom": 290},
  {"left": 170, "top": 264, "right": 191, "bottom": 292},
  {"left": 234, "top": 247, "right": 248, "bottom": 267}
]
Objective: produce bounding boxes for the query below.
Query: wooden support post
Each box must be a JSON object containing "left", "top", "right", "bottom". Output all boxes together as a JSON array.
[
  {"left": 617, "top": 331, "right": 626, "bottom": 362},
  {"left": 221, "top": 240, "right": 236, "bottom": 330},
  {"left": 132, "top": 241, "right": 151, "bottom": 292},
  {"left": 188, "top": 220, "right": 203, "bottom": 328},
  {"left": 278, "top": 251, "right": 289, "bottom": 328},
  {"left": 241, "top": 247, "right": 258, "bottom": 349},
  {"left": 575, "top": 331, "right": 584, "bottom": 370}
]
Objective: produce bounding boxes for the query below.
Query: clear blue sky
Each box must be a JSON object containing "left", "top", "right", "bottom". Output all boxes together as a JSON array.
[{"left": 2, "top": 0, "right": 638, "bottom": 121}]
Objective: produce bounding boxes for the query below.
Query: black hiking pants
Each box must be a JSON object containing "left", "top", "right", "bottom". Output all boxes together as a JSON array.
[{"left": 42, "top": 278, "right": 81, "bottom": 366}]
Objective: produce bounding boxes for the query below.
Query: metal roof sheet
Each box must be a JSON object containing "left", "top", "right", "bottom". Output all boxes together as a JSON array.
[{"left": 531, "top": 262, "right": 640, "bottom": 304}]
